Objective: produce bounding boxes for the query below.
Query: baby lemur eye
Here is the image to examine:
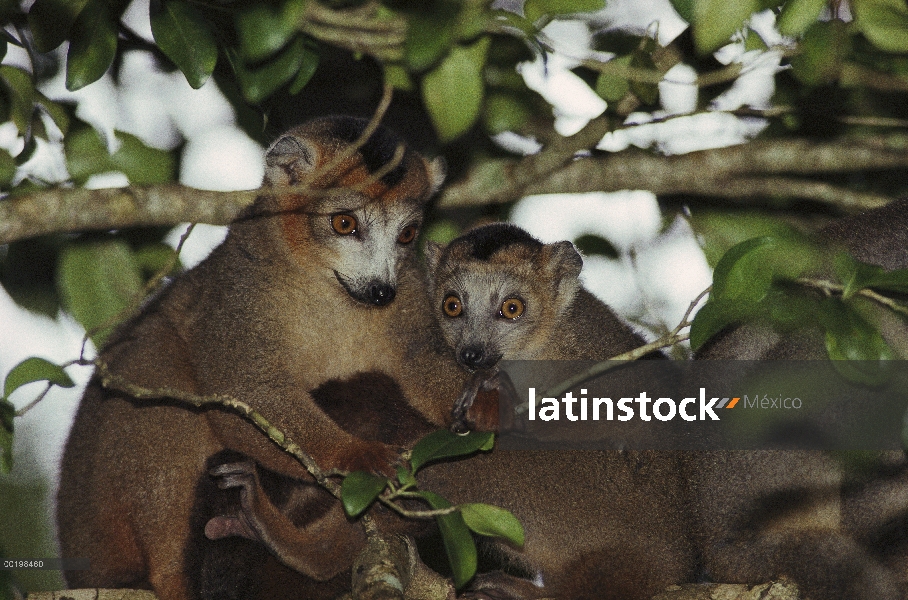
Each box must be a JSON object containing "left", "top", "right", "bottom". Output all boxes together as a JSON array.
[
  {"left": 397, "top": 225, "right": 417, "bottom": 244},
  {"left": 331, "top": 214, "right": 357, "bottom": 235},
  {"left": 500, "top": 298, "right": 525, "bottom": 320},
  {"left": 443, "top": 295, "right": 463, "bottom": 317}
]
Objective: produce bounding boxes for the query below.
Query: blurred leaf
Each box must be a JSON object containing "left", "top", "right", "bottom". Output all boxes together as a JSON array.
[
  {"left": 57, "top": 239, "right": 144, "bottom": 347},
  {"left": 523, "top": 0, "right": 605, "bottom": 22},
  {"left": 27, "top": 0, "right": 90, "bottom": 53},
  {"left": 110, "top": 132, "right": 176, "bottom": 185},
  {"left": 791, "top": 20, "right": 850, "bottom": 85},
  {"left": 423, "top": 37, "right": 490, "bottom": 142},
  {"left": 287, "top": 39, "right": 320, "bottom": 95},
  {"left": 669, "top": 0, "right": 694, "bottom": 22},
  {"left": 687, "top": 209, "right": 800, "bottom": 266},
  {"left": 0, "top": 398, "right": 12, "bottom": 474},
  {"left": 483, "top": 92, "right": 531, "bottom": 134},
  {"left": 134, "top": 243, "right": 180, "bottom": 279},
  {"left": 15, "top": 136, "right": 36, "bottom": 165},
  {"left": 693, "top": 0, "right": 759, "bottom": 54},
  {"left": 410, "top": 429, "right": 494, "bottom": 473},
  {"left": 405, "top": 8, "right": 457, "bottom": 72},
  {"left": 64, "top": 125, "right": 110, "bottom": 183},
  {"left": 744, "top": 28, "right": 769, "bottom": 51},
  {"left": 235, "top": 1, "right": 305, "bottom": 62},
  {"left": 836, "top": 253, "right": 908, "bottom": 297},
  {"left": 690, "top": 298, "right": 749, "bottom": 349},
  {"left": 777, "top": 0, "right": 827, "bottom": 36},
  {"left": 460, "top": 503, "right": 524, "bottom": 547},
  {"left": 233, "top": 36, "right": 309, "bottom": 104},
  {"left": 3, "top": 357, "right": 75, "bottom": 401},
  {"left": 866, "top": 270, "right": 908, "bottom": 295},
  {"left": 595, "top": 55, "right": 632, "bottom": 102},
  {"left": 0, "top": 237, "right": 62, "bottom": 317},
  {"left": 36, "top": 92, "right": 71, "bottom": 135},
  {"left": 854, "top": 0, "right": 908, "bottom": 53},
  {"left": 418, "top": 490, "right": 476, "bottom": 588},
  {"left": 66, "top": 0, "right": 117, "bottom": 91},
  {"left": 384, "top": 64, "right": 414, "bottom": 91},
  {"left": 150, "top": 0, "right": 218, "bottom": 89},
  {"left": 819, "top": 297, "right": 895, "bottom": 383},
  {"left": 341, "top": 471, "right": 388, "bottom": 518},
  {"left": 630, "top": 48, "right": 659, "bottom": 105},
  {"left": 0, "top": 148, "right": 14, "bottom": 187},
  {"left": 0, "top": 65, "right": 36, "bottom": 133}
]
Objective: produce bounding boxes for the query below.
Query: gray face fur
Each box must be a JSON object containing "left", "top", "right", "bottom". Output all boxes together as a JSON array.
[{"left": 426, "top": 225, "right": 582, "bottom": 370}]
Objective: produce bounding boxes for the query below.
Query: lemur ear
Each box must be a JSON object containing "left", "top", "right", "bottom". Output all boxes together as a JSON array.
[
  {"left": 425, "top": 156, "right": 446, "bottom": 196},
  {"left": 264, "top": 134, "right": 319, "bottom": 186},
  {"left": 424, "top": 241, "right": 444, "bottom": 285},
  {"left": 541, "top": 241, "right": 583, "bottom": 315}
]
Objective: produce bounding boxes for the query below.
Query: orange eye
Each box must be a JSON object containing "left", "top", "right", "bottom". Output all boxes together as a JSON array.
[
  {"left": 331, "top": 214, "right": 357, "bottom": 235},
  {"left": 500, "top": 298, "right": 524, "bottom": 320},
  {"left": 443, "top": 295, "right": 463, "bottom": 317},
  {"left": 398, "top": 225, "right": 417, "bottom": 244}
]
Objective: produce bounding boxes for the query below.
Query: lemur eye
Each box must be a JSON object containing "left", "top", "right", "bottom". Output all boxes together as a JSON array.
[
  {"left": 500, "top": 298, "right": 525, "bottom": 320},
  {"left": 331, "top": 214, "right": 357, "bottom": 235},
  {"left": 443, "top": 295, "right": 463, "bottom": 317},
  {"left": 397, "top": 225, "right": 417, "bottom": 244}
]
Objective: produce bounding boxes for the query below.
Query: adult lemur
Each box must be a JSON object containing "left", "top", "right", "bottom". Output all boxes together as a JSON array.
[{"left": 57, "top": 117, "right": 469, "bottom": 600}]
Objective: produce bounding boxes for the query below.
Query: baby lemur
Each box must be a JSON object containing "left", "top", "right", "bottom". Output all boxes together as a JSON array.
[{"left": 56, "top": 117, "right": 471, "bottom": 600}]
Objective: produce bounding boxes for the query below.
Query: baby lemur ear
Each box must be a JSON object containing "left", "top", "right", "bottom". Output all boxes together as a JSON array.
[
  {"left": 424, "top": 241, "right": 444, "bottom": 285},
  {"left": 541, "top": 241, "right": 583, "bottom": 315},
  {"left": 264, "top": 134, "right": 319, "bottom": 187},
  {"left": 425, "top": 156, "right": 446, "bottom": 196}
]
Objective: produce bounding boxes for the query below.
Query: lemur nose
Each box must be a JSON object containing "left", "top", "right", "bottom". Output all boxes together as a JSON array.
[
  {"left": 460, "top": 346, "right": 485, "bottom": 368},
  {"left": 368, "top": 283, "right": 396, "bottom": 306}
]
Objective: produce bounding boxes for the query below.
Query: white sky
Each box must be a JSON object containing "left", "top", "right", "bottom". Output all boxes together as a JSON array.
[{"left": 0, "top": 0, "right": 781, "bottom": 552}]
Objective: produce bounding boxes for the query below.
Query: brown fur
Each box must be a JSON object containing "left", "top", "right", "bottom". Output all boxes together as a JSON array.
[
  {"left": 417, "top": 224, "right": 694, "bottom": 599},
  {"left": 56, "top": 117, "right": 466, "bottom": 600},
  {"left": 692, "top": 199, "right": 908, "bottom": 599}
]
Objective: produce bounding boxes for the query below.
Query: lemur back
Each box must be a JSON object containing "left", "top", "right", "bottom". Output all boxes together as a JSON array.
[{"left": 56, "top": 117, "right": 468, "bottom": 600}]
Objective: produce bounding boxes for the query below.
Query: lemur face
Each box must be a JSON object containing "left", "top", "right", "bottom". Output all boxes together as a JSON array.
[
  {"left": 427, "top": 224, "right": 582, "bottom": 370},
  {"left": 263, "top": 116, "right": 445, "bottom": 306}
]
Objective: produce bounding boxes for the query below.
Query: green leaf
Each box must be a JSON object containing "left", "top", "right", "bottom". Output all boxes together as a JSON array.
[
  {"left": 693, "top": 0, "right": 759, "bottom": 54},
  {"left": 669, "top": 0, "right": 694, "bottom": 21},
  {"left": 819, "top": 297, "right": 894, "bottom": 384},
  {"left": 3, "top": 357, "right": 75, "bottom": 400},
  {"left": 483, "top": 93, "right": 531, "bottom": 134},
  {"left": 233, "top": 36, "right": 309, "bottom": 104},
  {"left": 150, "top": 0, "right": 218, "bottom": 89},
  {"left": 110, "top": 132, "right": 176, "bottom": 185},
  {"left": 134, "top": 243, "right": 180, "bottom": 279},
  {"left": 66, "top": 0, "right": 117, "bottom": 91},
  {"left": 235, "top": 2, "right": 305, "bottom": 62},
  {"left": 0, "top": 398, "right": 12, "bottom": 474},
  {"left": 341, "top": 471, "right": 388, "bottom": 518},
  {"left": 287, "top": 40, "right": 320, "bottom": 95},
  {"left": 409, "top": 429, "right": 495, "bottom": 473},
  {"left": 36, "top": 91, "right": 71, "bottom": 135},
  {"left": 384, "top": 64, "right": 414, "bottom": 92},
  {"left": 395, "top": 465, "right": 416, "bottom": 489},
  {"left": 777, "top": 0, "right": 827, "bottom": 36},
  {"left": 0, "top": 148, "right": 14, "bottom": 187},
  {"left": 711, "top": 236, "right": 820, "bottom": 304},
  {"left": 595, "top": 55, "right": 633, "bottom": 102},
  {"left": 405, "top": 8, "right": 457, "bottom": 72},
  {"left": 460, "top": 503, "right": 524, "bottom": 547},
  {"left": 866, "top": 269, "right": 908, "bottom": 295},
  {"left": 27, "top": 0, "right": 90, "bottom": 53},
  {"left": 523, "top": 0, "right": 605, "bottom": 22},
  {"left": 418, "top": 490, "right": 476, "bottom": 588},
  {"left": 854, "top": 0, "right": 908, "bottom": 53},
  {"left": 64, "top": 125, "right": 111, "bottom": 183},
  {"left": 836, "top": 253, "right": 908, "bottom": 297},
  {"left": 791, "top": 20, "right": 849, "bottom": 85},
  {"left": 57, "top": 239, "right": 144, "bottom": 347},
  {"left": 690, "top": 298, "right": 746, "bottom": 349},
  {"left": 0, "top": 65, "right": 36, "bottom": 134},
  {"left": 422, "top": 37, "right": 490, "bottom": 142}
]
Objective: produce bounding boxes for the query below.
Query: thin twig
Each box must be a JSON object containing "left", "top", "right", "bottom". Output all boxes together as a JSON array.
[{"left": 796, "top": 278, "right": 908, "bottom": 318}]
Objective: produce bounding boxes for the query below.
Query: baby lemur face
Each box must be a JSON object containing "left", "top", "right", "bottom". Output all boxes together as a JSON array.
[
  {"left": 262, "top": 117, "right": 445, "bottom": 306},
  {"left": 426, "top": 224, "right": 582, "bottom": 370}
]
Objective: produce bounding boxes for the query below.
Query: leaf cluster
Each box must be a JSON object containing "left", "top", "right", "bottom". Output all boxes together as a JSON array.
[{"left": 340, "top": 429, "right": 524, "bottom": 588}]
